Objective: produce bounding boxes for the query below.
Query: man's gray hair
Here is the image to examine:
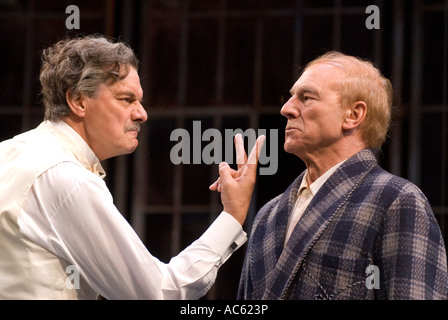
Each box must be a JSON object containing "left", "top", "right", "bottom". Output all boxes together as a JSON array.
[{"left": 39, "top": 34, "right": 139, "bottom": 121}]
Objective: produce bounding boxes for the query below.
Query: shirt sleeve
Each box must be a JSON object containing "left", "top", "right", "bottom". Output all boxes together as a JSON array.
[{"left": 18, "top": 162, "right": 247, "bottom": 299}]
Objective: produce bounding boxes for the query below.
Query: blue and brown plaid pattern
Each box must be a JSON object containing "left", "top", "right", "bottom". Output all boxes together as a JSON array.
[{"left": 238, "top": 149, "right": 448, "bottom": 300}]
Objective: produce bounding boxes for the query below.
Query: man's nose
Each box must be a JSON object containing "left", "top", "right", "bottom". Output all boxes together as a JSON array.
[
  {"left": 280, "top": 96, "right": 299, "bottom": 120},
  {"left": 133, "top": 102, "right": 148, "bottom": 123}
]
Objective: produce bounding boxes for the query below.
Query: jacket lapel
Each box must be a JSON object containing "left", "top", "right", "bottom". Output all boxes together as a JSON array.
[
  {"left": 260, "top": 149, "right": 377, "bottom": 299},
  {"left": 248, "top": 173, "right": 303, "bottom": 299}
]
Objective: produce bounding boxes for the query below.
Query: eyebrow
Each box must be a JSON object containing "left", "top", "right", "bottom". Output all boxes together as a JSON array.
[
  {"left": 290, "top": 86, "right": 320, "bottom": 98},
  {"left": 115, "top": 90, "right": 144, "bottom": 103}
]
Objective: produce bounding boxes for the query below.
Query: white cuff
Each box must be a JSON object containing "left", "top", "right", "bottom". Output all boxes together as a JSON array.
[{"left": 199, "top": 211, "right": 247, "bottom": 262}]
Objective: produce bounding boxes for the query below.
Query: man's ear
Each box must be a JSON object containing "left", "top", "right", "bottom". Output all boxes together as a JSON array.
[
  {"left": 66, "top": 89, "right": 86, "bottom": 118},
  {"left": 342, "top": 101, "right": 367, "bottom": 131}
]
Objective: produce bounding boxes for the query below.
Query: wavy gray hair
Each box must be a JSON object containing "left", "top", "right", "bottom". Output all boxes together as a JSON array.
[{"left": 39, "top": 35, "right": 139, "bottom": 121}]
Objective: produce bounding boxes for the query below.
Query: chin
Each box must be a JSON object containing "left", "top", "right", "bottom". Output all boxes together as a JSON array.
[
  {"left": 125, "top": 146, "right": 138, "bottom": 155},
  {"left": 283, "top": 144, "right": 295, "bottom": 155},
  {"left": 116, "top": 143, "right": 138, "bottom": 157},
  {"left": 284, "top": 140, "right": 295, "bottom": 152},
  {"left": 284, "top": 141, "right": 303, "bottom": 156}
]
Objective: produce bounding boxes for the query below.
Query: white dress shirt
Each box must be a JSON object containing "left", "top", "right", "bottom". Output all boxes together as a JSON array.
[
  {"left": 284, "top": 160, "right": 346, "bottom": 245},
  {"left": 17, "top": 120, "right": 247, "bottom": 299}
]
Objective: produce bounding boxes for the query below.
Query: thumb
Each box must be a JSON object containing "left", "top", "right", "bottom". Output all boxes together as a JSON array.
[{"left": 218, "top": 162, "right": 232, "bottom": 185}]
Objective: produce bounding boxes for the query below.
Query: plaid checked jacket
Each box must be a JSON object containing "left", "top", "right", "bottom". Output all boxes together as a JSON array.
[{"left": 238, "top": 149, "right": 448, "bottom": 300}]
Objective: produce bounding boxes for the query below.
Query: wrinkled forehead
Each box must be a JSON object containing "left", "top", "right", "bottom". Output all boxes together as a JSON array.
[
  {"left": 292, "top": 62, "right": 346, "bottom": 92},
  {"left": 103, "top": 66, "right": 143, "bottom": 99}
]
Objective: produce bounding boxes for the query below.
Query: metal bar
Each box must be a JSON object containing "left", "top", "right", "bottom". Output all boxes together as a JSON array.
[
  {"left": 439, "top": 0, "right": 448, "bottom": 239},
  {"left": 408, "top": 0, "right": 423, "bottom": 185},
  {"left": 21, "top": 0, "right": 35, "bottom": 131},
  {"left": 177, "top": 1, "right": 189, "bottom": 107},
  {"left": 332, "top": 0, "right": 342, "bottom": 51},
  {"left": 215, "top": 1, "right": 226, "bottom": 105},
  {"left": 389, "top": 0, "right": 405, "bottom": 176}
]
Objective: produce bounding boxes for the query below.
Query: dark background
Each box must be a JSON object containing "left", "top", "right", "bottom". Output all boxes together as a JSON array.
[{"left": 0, "top": 0, "right": 447, "bottom": 299}]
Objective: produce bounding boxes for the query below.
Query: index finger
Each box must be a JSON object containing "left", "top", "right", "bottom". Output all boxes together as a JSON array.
[
  {"left": 246, "top": 135, "right": 266, "bottom": 167},
  {"left": 235, "top": 134, "right": 247, "bottom": 170}
]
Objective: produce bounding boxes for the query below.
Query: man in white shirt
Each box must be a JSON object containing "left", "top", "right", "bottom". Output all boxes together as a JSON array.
[{"left": 0, "top": 35, "right": 264, "bottom": 299}]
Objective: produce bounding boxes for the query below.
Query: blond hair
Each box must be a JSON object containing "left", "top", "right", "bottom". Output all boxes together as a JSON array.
[{"left": 305, "top": 51, "right": 393, "bottom": 149}]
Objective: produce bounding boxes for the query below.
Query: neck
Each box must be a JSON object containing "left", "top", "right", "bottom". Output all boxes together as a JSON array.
[
  {"left": 62, "top": 114, "right": 86, "bottom": 140},
  {"left": 301, "top": 140, "right": 366, "bottom": 184},
  {"left": 60, "top": 115, "right": 105, "bottom": 159}
]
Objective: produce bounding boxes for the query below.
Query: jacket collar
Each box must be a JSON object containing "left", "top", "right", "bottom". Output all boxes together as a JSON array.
[{"left": 250, "top": 149, "right": 378, "bottom": 299}]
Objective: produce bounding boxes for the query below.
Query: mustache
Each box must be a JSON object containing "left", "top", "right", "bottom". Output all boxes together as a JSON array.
[{"left": 125, "top": 122, "right": 141, "bottom": 133}]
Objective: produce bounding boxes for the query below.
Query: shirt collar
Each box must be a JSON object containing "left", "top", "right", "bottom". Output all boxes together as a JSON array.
[
  {"left": 298, "top": 159, "right": 347, "bottom": 198},
  {"left": 48, "top": 120, "right": 106, "bottom": 179}
]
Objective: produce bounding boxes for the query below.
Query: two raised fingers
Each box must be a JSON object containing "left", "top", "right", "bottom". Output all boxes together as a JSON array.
[{"left": 209, "top": 134, "right": 265, "bottom": 191}]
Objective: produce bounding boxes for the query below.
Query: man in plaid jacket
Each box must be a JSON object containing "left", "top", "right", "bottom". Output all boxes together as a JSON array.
[{"left": 238, "top": 52, "right": 448, "bottom": 300}]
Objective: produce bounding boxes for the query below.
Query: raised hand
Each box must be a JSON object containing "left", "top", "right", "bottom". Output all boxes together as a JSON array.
[{"left": 209, "top": 134, "right": 265, "bottom": 225}]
